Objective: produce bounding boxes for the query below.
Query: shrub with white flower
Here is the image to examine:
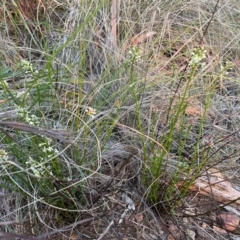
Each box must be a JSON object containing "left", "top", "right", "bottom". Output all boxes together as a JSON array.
[
  {"left": 16, "top": 107, "right": 60, "bottom": 178},
  {"left": 25, "top": 137, "right": 59, "bottom": 178}
]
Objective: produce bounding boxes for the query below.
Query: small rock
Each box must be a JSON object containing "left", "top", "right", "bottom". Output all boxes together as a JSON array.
[
  {"left": 196, "top": 225, "right": 209, "bottom": 239},
  {"left": 168, "top": 224, "right": 183, "bottom": 240},
  {"left": 201, "top": 222, "right": 207, "bottom": 229},
  {"left": 135, "top": 213, "right": 143, "bottom": 223},
  {"left": 167, "top": 235, "right": 176, "bottom": 240},
  {"left": 186, "top": 229, "right": 195, "bottom": 240},
  {"left": 217, "top": 213, "right": 240, "bottom": 232},
  {"left": 213, "top": 224, "right": 228, "bottom": 235}
]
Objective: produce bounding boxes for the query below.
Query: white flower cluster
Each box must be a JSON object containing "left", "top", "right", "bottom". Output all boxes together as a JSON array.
[
  {"left": 15, "top": 90, "right": 29, "bottom": 99},
  {"left": 0, "top": 149, "right": 9, "bottom": 171},
  {"left": 20, "top": 59, "right": 33, "bottom": 73},
  {"left": 128, "top": 46, "right": 143, "bottom": 62},
  {"left": 17, "top": 108, "right": 39, "bottom": 126},
  {"left": 85, "top": 106, "right": 96, "bottom": 118},
  {"left": 26, "top": 156, "right": 53, "bottom": 178},
  {"left": 26, "top": 138, "right": 59, "bottom": 177},
  {"left": 189, "top": 47, "right": 206, "bottom": 66},
  {"left": 220, "top": 60, "right": 233, "bottom": 75},
  {"left": 0, "top": 149, "right": 8, "bottom": 162},
  {"left": 19, "top": 59, "right": 38, "bottom": 74},
  {"left": 39, "top": 137, "right": 59, "bottom": 157},
  {"left": 16, "top": 107, "right": 60, "bottom": 178}
]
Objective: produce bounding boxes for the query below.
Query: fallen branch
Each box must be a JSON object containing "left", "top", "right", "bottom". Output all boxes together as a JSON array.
[{"left": 0, "top": 121, "right": 73, "bottom": 144}]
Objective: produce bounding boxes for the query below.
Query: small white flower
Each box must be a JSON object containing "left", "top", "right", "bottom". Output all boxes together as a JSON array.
[
  {"left": 38, "top": 143, "right": 46, "bottom": 147},
  {"left": 46, "top": 138, "right": 52, "bottom": 144},
  {"left": 54, "top": 149, "right": 59, "bottom": 154},
  {"left": 30, "top": 166, "right": 41, "bottom": 177},
  {"left": 85, "top": 107, "right": 96, "bottom": 118}
]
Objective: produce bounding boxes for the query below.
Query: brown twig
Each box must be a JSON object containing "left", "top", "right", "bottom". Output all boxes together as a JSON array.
[{"left": 199, "top": 0, "right": 220, "bottom": 45}]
